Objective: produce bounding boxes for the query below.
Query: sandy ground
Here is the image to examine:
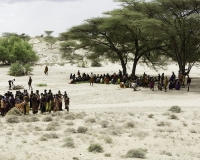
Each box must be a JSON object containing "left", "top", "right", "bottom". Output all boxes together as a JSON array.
[{"left": 0, "top": 39, "right": 200, "bottom": 160}]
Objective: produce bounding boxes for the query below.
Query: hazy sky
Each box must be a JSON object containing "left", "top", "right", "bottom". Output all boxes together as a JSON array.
[{"left": 0, "top": 0, "right": 121, "bottom": 37}]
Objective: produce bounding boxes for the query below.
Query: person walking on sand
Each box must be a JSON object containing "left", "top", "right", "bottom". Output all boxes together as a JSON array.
[
  {"left": 187, "top": 75, "right": 191, "bottom": 92},
  {"left": 44, "top": 65, "right": 48, "bottom": 75},
  {"left": 90, "top": 72, "right": 94, "bottom": 86},
  {"left": 28, "top": 76, "right": 33, "bottom": 90},
  {"left": 8, "top": 79, "right": 15, "bottom": 90}
]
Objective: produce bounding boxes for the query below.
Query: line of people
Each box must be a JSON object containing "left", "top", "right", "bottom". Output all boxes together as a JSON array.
[{"left": 0, "top": 89, "right": 70, "bottom": 116}]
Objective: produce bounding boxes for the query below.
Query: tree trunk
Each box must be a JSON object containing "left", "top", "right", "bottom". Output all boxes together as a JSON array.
[
  {"left": 121, "top": 61, "right": 127, "bottom": 75},
  {"left": 131, "top": 58, "right": 138, "bottom": 77}
]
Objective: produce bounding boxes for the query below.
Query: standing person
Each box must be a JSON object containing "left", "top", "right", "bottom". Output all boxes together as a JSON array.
[
  {"left": 0, "top": 96, "right": 5, "bottom": 116},
  {"left": 8, "top": 79, "right": 15, "bottom": 90},
  {"left": 164, "top": 76, "right": 169, "bottom": 92},
  {"left": 44, "top": 65, "right": 48, "bottom": 75},
  {"left": 90, "top": 72, "right": 94, "bottom": 86},
  {"left": 63, "top": 91, "right": 70, "bottom": 112},
  {"left": 28, "top": 76, "right": 33, "bottom": 90},
  {"left": 187, "top": 75, "right": 191, "bottom": 92}
]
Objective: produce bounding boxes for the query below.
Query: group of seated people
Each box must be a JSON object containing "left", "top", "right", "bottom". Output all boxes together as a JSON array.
[
  {"left": 69, "top": 70, "right": 188, "bottom": 91},
  {"left": 0, "top": 89, "right": 70, "bottom": 116}
]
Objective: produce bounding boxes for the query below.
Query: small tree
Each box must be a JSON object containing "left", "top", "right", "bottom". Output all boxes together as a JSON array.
[{"left": 44, "top": 30, "right": 57, "bottom": 49}]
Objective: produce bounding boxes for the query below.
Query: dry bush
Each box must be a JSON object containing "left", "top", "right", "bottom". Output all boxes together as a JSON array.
[
  {"left": 42, "top": 116, "right": 53, "bottom": 122},
  {"left": 104, "top": 136, "right": 113, "bottom": 144},
  {"left": 77, "top": 126, "right": 88, "bottom": 133},
  {"left": 169, "top": 114, "right": 178, "bottom": 120},
  {"left": 51, "top": 111, "right": 63, "bottom": 117},
  {"left": 74, "top": 112, "right": 87, "bottom": 119},
  {"left": 100, "top": 120, "right": 109, "bottom": 128},
  {"left": 66, "top": 121, "right": 74, "bottom": 126},
  {"left": 6, "top": 107, "right": 23, "bottom": 116},
  {"left": 30, "top": 116, "right": 40, "bottom": 122},
  {"left": 64, "top": 114, "right": 75, "bottom": 120},
  {"left": 190, "top": 129, "right": 197, "bottom": 133},
  {"left": 157, "top": 121, "right": 171, "bottom": 127},
  {"left": 85, "top": 118, "right": 96, "bottom": 123},
  {"left": 64, "top": 128, "right": 76, "bottom": 134},
  {"left": 128, "top": 112, "right": 134, "bottom": 116},
  {"left": 40, "top": 132, "right": 59, "bottom": 141},
  {"left": 126, "top": 148, "right": 147, "bottom": 159},
  {"left": 108, "top": 125, "right": 124, "bottom": 136},
  {"left": 168, "top": 106, "right": 181, "bottom": 113},
  {"left": 104, "top": 153, "right": 111, "bottom": 157},
  {"left": 148, "top": 114, "right": 154, "bottom": 118},
  {"left": 20, "top": 116, "right": 31, "bottom": 123},
  {"left": 88, "top": 143, "right": 103, "bottom": 153},
  {"left": 6, "top": 115, "right": 20, "bottom": 123},
  {"left": 62, "top": 137, "right": 75, "bottom": 148},
  {"left": 46, "top": 121, "right": 59, "bottom": 131},
  {"left": 35, "top": 126, "right": 42, "bottom": 131},
  {"left": 160, "top": 150, "right": 172, "bottom": 156},
  {"left": 125, "top": 121, "right": 135, "bottom": 128}
]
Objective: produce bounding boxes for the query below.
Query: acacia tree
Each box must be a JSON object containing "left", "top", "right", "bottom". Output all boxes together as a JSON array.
[
  {"left": 44, "top": 30, "right": 57, "bottom": 49},
  {"left": 118, "top": 0, "right": 200, "bottom": 74},
  {"left": 60, "top": 8, "right": 165, "bottom": 76}
]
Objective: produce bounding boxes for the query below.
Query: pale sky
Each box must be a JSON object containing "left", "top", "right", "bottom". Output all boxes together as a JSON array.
[{"left": 0, "top": 0, "right": 121, "bottom": 37}]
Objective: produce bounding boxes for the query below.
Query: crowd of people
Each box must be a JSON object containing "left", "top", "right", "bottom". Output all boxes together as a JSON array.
[
  {"left": 0, "top": 89, "right": 70, "bottom": 116},
  {"left": 69, "top": 70, "right": 191, "bottom": 92}
]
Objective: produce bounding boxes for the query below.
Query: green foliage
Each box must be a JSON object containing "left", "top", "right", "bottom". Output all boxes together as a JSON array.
[
  {"left": 88, "top": 143, "right": 103, "bottom": 153},
  {"left": 126, "top": 148, "right": 147, "bottom": 159},
  {"left": 9, "top": 62, "right": 33, "bottom": 76},
  {"left": 44, "top": 31, "right": 57, "bottom": 49},
  {"left": 36, "top": 83, "right": 47, "bottom": 87},
  {"left": 169, "top": 106, "right": 181, "bottom": 113},
  {"left": 0, "top": 36, "right": 38, "bottom": 64}
]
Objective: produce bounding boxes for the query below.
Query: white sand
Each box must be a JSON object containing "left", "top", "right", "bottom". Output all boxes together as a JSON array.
[{"left": 0, "top": 40, "right": 200, "bottom": 160}]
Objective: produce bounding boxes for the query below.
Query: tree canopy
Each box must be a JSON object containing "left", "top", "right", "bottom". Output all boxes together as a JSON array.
[
  {"left": 0, "top": 36, "right": 39, "bottom": 64},
  {"left": 60, "top": 0, "right": 200, "bottom": 75}
]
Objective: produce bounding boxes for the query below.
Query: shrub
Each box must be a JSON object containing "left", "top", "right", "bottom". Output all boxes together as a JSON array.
[
  {"left": 125, "top": 121, "right": 135, "bottom": 128},
  {"left": 74, "top": 112, "right": 86, "bottom": 119},
  {"left": 148, "top": 114, "right": 154, "bottom": 118},
  {"left": 42, "top": 116, "right": 53, "bottom": 122},
  {"left": 20, "top": 116, "right": 30, "bottom": 122},
  {"left": 64, "top": 128, "right": 76, "bottom": 134},
  {"left": 46, "top": 121, "right": 59, "bottom": 131},
  {"left": 100, "top": 120, "right": 109, "bottom": 128},
  {"left": 36, "top": 83, "right": 47, "bottom": 87},
  {"left": 51, "top": 112, "right": 63, "bottom": 117},
  {"left": 64, "top": 114, "right": 74, "bottom": 120},
  {"left": 30, "top": 116, "right": 39, "bottom": 122},
  {"left": 104, "top": 153, "right": 111, "bottom": 157},
  {"left": 66, "top": 121, "right": 74, "bottom": 126},
  {"left": 104, "top": 136, "right": 113, "bottom": 144},
  {"left": 6, "top": 107, "right": 23, "bottom": 116},
  {"left": 40, "top": 132, "right": 59, "bottom": 141},
  {"left": 160, "top": 150, "right": 172, "bottom": 156},
  {"left": 77, "top": 126, "right": 88, "bottom": 133},
  {"left": 85, "top": 118, "right": 96, "bottom": 123},
  {"left": 6, "top": 115, "right": 20, "bottom": 123},
  {"left": 169, "top": 106, "right": 181, "bottom": 113},
  {"left": 126, "top": 148, "right": 147, "bottom": 159},
  {"left": 170, "top": 114, "right": 178, "bottom": 120},
  {"left": 62, "top": 137, "right": 75, "bottom": 148},
  {"left": 157, "top": 121, "right": 171, "bottom": 127},
  {"left": 9, "top": 62, "right": 33, "bottom": 76},
  {"left": 88, "top": 143, "right": 103, "bottom": 153}
]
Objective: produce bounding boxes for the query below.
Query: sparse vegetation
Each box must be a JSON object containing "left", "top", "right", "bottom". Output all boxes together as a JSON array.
[
  {"left": 148, "top": 114, "right": 154, "bottom": 118},
  {"left": 6, "top": 115, "right": 20, "bottom": 123},
  {"left": 125, "top": 121, "right": 135, "bottom": 128},
  {"left": 104, "top": 153, "right": 111, "bottom": 157},
  {"left": 85, "top": 118, "right": 96, "bottom": 123},
  {"left": 42, "top": 116, "right": 53, "bottom": 122},
  {"left": 64, "top": 114, "right": 75, "bottom": 120},
  {"left": 74, "top": 112, "right": 86, "bottom": 119},
  {"left": 40, "top": 132, "right": 59, "bottom": 141},
  {"left": 62, "top": 137, "right": 75, "bottom": 148},
  {"left": 77, "top": 126, "right": 88, "bottom": 133},
  {"left": 160, "top": 150, "right": 172, "bottom": 156},
  {"left": 170, "top": 114, "right": 178, "bottom": 120},
  {"left": 66, "top": 121, "right": 74, "bottom": 126},
  {"left": 88, "top": 143, "right": 103, "bottom": 153},
  {"left": 36, "top": 83, "right": 47, "bottom": 87},
  {"left": 100, "top": 120, "right": 109, "bottom": 128},
  {"left": 169, "top": 106, "right": 181, "bottom": 113},
  {"left": 104, "top": 136, "right": 113, "bottom": 144},
  {"left": 126, "top": 148, "right": 147, "bottom": 159},
  {"left": 157, "top": 121, "right": 171, "bottom": 127}
]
